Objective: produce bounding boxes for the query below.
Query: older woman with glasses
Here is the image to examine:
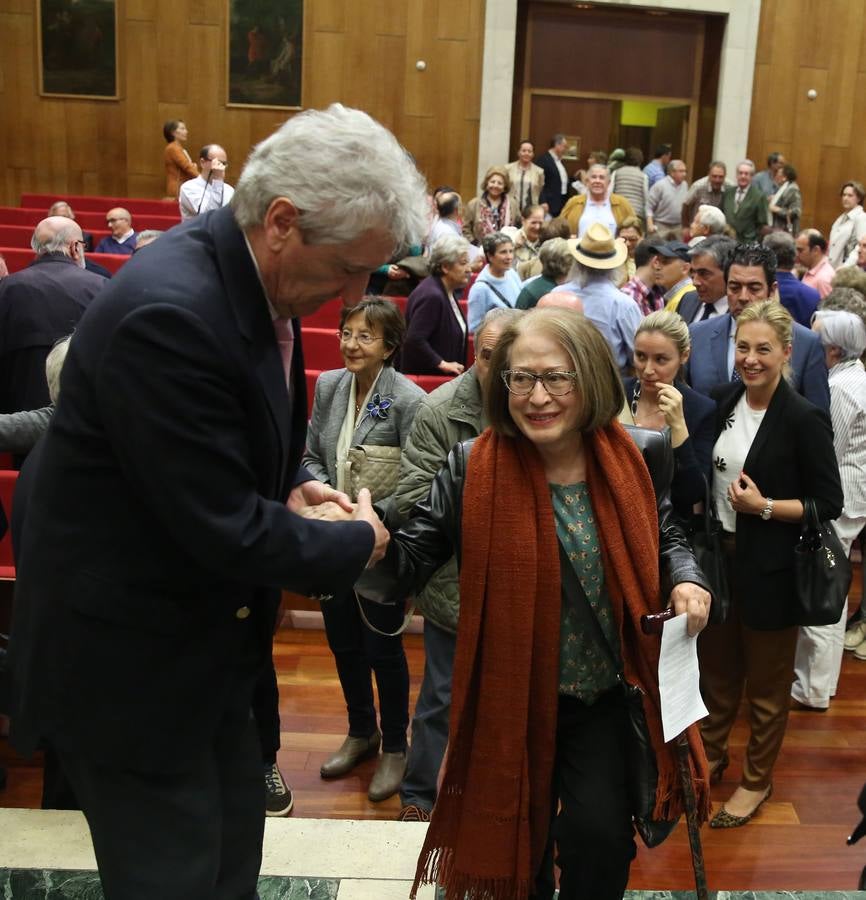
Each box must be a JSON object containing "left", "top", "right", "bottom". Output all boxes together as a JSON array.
[
  {"left": 358, "top": 307, "right": 712, "bottom": 900},
  {"left": 302, "top": 298, "right": 424, "bottom": 802}
]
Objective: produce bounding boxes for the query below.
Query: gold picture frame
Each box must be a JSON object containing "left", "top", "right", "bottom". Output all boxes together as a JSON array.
[
  {"left": 562, "top": 135, "right": 582, "bottom": 162},
  {"left": 226, "top": 0, "right": 303, "bottom": 110},
  {"left": 37, "top": 0, "right": 119, "bottom": 100}
]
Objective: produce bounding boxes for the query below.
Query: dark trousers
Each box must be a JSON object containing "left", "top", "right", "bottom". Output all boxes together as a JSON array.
[
  {"left": 57, "top": 694, "right": 265, "bottom": 900},
  {"left": 320, "top": 590, "right": 409, "bottom": 753},
  {"left": 533, "top": 692, "right": 637, "bottom": 900},
  {"left": 251, "top": 661, "right": 280, "bottom": 765},
  {"left": 400, "top": 619, "right": 455, "bottom": 811}
]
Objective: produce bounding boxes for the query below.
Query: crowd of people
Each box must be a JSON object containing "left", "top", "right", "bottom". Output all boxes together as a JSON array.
[{"left": 0, "top": 113, "right": 863, "bottom": 900}]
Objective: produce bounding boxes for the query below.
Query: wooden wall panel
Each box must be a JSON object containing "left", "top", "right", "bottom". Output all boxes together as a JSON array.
[
  {"left": 0, "top": 0, "right": 485, "bottom": 207},
  {"left": 749, "top": 0, "right": 866, "bottom": 235}
]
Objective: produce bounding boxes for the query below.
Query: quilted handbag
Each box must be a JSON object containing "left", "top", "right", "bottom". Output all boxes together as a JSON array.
[{"left": 345, "top": 444, "right": 402, "bottom": 504}]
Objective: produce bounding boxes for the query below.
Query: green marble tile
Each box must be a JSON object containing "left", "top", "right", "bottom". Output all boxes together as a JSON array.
[{"left": 0, "top": 870, "right": 339, "bottom": 899}]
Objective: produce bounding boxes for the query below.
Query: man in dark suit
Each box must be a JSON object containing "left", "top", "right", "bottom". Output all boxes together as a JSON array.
[
  {"left": 536, "top": 133, "right": 569, "bottom": 217},
  {"left": 686, "top": 242, "right": 829, "bottom": 409},
  {"left": 763, "top": 231, "right": 820, "bottom": 327},
  {"left": 721, "top": 161, "right": 769, "bottom": 242},
  {"left": 0, "top": 217, "right": 105, "bottom": 416},
  {"left": 9, "top": 104, "right": 427, "bottom": 899}
]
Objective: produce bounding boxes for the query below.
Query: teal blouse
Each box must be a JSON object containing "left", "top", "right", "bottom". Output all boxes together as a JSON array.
[{"left": 550, "top": 482, "right": 621, "bottom": 703}]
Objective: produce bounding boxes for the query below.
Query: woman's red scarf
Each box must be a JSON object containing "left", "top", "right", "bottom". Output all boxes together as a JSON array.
[{"left": 411, "top": 423, "right": 710, "bottom": 900}]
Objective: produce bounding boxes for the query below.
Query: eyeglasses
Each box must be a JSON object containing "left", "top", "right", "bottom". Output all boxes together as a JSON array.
[
  {"left": 501, "top": 369, "right": 577, "bottom": 396},
  {"left": 71, "top": 240, "right": 86, "bottom": 251},
  {"left": 336, "top": 330, "right": 383, "bottom": 346}
]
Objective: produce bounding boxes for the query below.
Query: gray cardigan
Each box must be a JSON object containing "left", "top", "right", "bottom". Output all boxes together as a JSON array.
[{"left": 302, "top": 366, "right": 425, "bottom": 523}]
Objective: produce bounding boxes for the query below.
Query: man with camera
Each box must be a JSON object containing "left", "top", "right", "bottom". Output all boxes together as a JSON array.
[{"left": 179, "top": 144, "right": 234, "bottom": 219}]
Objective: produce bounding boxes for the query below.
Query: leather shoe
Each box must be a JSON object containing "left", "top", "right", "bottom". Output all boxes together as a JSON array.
[
  {"left": 320, "top": 732, "right": 381, "bottom": 779},
  {"left": 368, "top": 750, "right": 407, "bottom": 802},
  {"left": 710, "top": 784, "right": 773, "bottom": 828}
]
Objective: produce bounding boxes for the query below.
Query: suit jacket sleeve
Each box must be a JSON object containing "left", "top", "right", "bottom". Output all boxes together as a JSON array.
[
  {"left": 801, "top": 338, "right": 831, "bottom": 411},
  {"left": 0, "top": 406, "right": 53, "bottom": 453},
  {"left": 404, "top": 286, "right": 447, "bottom": 371},
  {"left": 97, "top": 304, "right": 372, "bottom": 596}
]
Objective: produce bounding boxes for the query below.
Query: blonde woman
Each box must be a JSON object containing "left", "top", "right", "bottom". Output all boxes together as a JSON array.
[{"left": 699, "top": 300, "right": 842, "bottom": 827}]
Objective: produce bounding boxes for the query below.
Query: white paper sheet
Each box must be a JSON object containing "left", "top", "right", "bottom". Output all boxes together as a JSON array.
[{"left": 658, "top": 612, "right": 708, "bottom": 743}]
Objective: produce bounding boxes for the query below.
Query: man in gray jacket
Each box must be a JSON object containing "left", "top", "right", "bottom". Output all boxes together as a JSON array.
[{"left": 394, "top": 307, "right": 522, "bottom": 821}]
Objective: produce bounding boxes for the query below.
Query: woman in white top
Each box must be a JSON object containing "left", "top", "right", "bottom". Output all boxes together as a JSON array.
[
  {"left": 828, "top": 180, "right": 866, "bottom": 268},
  {"left": 794, "top": 309, "right": 866, "bottom": 702},
  {"left": 700, "top": 298, "right": 842, "bottom": 829}
]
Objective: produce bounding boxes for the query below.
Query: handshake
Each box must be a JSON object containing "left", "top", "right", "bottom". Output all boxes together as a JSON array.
[{"left": 288, "top": 481, "right": 389, "bottom": 567}]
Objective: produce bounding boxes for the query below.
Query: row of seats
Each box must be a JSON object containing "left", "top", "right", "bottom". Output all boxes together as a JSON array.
[
  {"left": 0, "top": 224, "right": 111, "bottom": 249},
  {"left": 1, "top": 249, "right": 128, "bottom": 275},
  {"left": 0, "top": 206, "right": 180, "bottom": 233},
  {"left": 21, "top": 193, "right": 178, "bottom": 218}
]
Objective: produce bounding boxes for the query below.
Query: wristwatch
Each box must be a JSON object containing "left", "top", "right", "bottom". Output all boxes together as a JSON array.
[{"left": 760, "top": 498, "right": 774, "bottom": 521}]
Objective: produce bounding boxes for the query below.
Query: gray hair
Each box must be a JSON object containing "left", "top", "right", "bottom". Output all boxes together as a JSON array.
[
  {"left": 569, "top": 259, "right": 623, "bottom": 288},
  {"left": 762, "top": 231, "right": 796, "bottom": 269},
  {"left": 539, "top": 237, "right": 574, "bottom": 281},
  {"left": 428, "top": 233, "right": 471, "bottom": 276},
  {"left": 738, "top": 159, "right": 756, "bottom": 173},
  {"left": 136, "top": 230, "right": 163, "bottom": 247},
  {"left": 696, "top": 204, "right": 726, "bottom": 234},
  {"left": 31, "top": 222, "right": 79, "bottom": 256},
  {"left": 231, "top": 104, "right": 428, "bottom": 253},
  {"left": 476, "top": 307, "right": 523, "bottom": 342},
  {"left": 46, "top": 335, "right": 72, "bottom": 405},
  {"left": 813, "top": 309, "right": 866, "bottom": 361},
  {"left": 588, "top": 163, "right": 610, "bottom": 179},
  {"left": 819, "top": 287, "right": 866, "bottom": 334},
  {"left": 689, "top": 234, "right": 737, "bottom": 271},
  {"left": 481, "top": 231, "right": 514, "bottom": 259}
]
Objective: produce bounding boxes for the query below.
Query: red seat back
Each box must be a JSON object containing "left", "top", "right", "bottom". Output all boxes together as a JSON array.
[
  {"left": 21, "top": 193, "right": 179, "bottom": 218},
  {"left": 410, "top": 374, "right": 453, "bottom": 393},
  {"left": 0, "top": 469, "right": 19, "bottom": 579},
  {"left": 305, "top": 369, "right": 323, "bottom": 418},
  {"left": 300, "top": 328, "right": 344, "bottom": 371}
]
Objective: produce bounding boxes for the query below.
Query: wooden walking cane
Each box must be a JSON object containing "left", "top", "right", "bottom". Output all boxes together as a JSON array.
[{"left": 642, "top": 608, "right": 710, "bottom": 900}]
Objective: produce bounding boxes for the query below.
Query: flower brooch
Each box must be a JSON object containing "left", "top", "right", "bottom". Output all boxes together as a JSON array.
[{"left": 365, "top": 393, "right": 394, "bottom": 420}]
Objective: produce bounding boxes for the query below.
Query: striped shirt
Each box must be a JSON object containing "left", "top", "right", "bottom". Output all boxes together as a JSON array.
[{"left": 829, "top": 359, "right": 866, "bottom": 519}]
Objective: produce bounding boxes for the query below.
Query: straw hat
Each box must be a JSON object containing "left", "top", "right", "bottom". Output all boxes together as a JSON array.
[{"left": 567, "top": 223, "right": 628, "bottom": 270}]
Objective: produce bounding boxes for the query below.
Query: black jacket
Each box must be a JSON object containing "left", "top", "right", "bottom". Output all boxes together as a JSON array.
[
  {"left": 711, "top": 378, "right": 843, "bottom": 629},
  {"left": 359, "top": 426, "right": 710, "bottom": 606}
]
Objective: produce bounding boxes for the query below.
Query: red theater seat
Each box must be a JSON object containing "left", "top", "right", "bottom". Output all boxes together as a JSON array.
[
  {"left": 305, "top": 369, "right": 323, "bottom": 418},
  {"left": 0, "top": 224, "right": 107, "bottom": 249},
  {"left": 0, "top": 248, "right": 129, "bottom": 275},
  {"left": 410, "top": 374, "right": 452, "bottom": 392},
  {"left": 303, "top": 299, "right": 344, "bottom": 329},
  {"left": 21, "top": 193, "right": 179, "bottom": 218},
  {"left": 0, "top": 206, "right": 180, "bottom": 232},
  {"left": 0, "top": 469, "right": 19, "bottom": 580},
  {"left": 300, "top": 328, "right": 343, "bottom": 371}
]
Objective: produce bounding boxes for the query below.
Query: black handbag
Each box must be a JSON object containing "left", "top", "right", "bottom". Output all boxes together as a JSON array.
[
  {"left": 558, "top": 544, "right": 679, "bottom": 848},
  {"left": 792, "top": 498, "right": 852, "bottom": 626},
  {"left": 686, "top": 474, "right": 729, "bottom": 625}
]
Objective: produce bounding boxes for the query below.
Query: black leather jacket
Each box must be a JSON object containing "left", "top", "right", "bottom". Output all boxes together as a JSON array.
[{"left": 358, "top": 426, "right": 711, "bottom": 605}]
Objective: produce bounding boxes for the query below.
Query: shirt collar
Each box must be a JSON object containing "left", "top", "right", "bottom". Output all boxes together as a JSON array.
[{"left": 115, "top": 229, "right": 135, "bottom": 243}]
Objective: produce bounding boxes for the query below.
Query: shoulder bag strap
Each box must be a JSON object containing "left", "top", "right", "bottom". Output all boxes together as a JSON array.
[
  {"left": 354, "top": 590, "right": 416, "bottom": 637},
  {"left": 477, "top": 279, "right": 512, "bottom": 307}
]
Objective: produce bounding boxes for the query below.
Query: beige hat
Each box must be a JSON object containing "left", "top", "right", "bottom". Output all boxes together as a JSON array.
[{"left": 568, "top": 223, "right": 628, "bottom": 270}]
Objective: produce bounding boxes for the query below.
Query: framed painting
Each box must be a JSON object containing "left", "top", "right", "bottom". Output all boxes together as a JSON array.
[
  {"left": 562, "top": 136, "right": 582, "bottom": 162},
  {"left": 227, "top": 0, "right": 303, "bottom": 109},
  {"left": 37, "top": 0, "right": 118, "bottom": 99}
]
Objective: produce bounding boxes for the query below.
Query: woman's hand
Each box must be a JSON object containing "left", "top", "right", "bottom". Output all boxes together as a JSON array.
[
  {"left": 387, "top": 265, "right": 409, "bottom": 280},
  {"left": 437, "top": 360, "right": 465, "bottom": 375},
  {"left": 296, "top": 500, "right": 356, "bottom": 521},
  {"left": 668, "top": 582, "right": 711, "bottom": 636},
  {"left": 655, "top": 383, "right": 688, "bottom": 447},
  {"left": 727, "top": 471, "right": 766, "bottom": 515}
]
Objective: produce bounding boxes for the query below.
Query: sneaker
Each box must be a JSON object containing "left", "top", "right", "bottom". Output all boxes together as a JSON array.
[
  {"left": 844, "top": 620, "right": 866, "bottom": 651},
  {"left": 854, "top": 637, "right": 866, "bottom": 661},
  {"left": 264, "top": 762, "right": 293, "bottom": 817},
  {"left": 397, "top": 804, "right": 431, "bottom": 822}
]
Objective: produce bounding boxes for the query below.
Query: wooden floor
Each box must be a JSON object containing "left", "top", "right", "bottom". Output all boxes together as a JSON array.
[{"left": 2, "top": 577, "right": 865, "bottom": 893}]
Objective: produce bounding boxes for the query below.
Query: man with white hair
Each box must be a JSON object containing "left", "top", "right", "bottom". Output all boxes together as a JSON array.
[
  {"left": 0, "top": 217, "right": 104, "bottom": 415},
  {"left": 179, "top": 144, "right": 234, "bottom": 219},
  {"left": 688, "top": 204, "right": 726, "bottom": 246},
  {"left": 9, "top": 104, "right": 427, "bottom": 899},
  {"left": 722, "top": 160, "right": 769, "bottom": 241}
]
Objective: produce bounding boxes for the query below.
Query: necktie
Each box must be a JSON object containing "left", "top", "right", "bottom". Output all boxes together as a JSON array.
[
  {"left": 699, "top": 303, "right": 713, "bottom": 321},
  {"left": 735, "top": 190, "right": 744, "bottom": 211},
  {"left": 273, "top": 317, "right": 294, "bottom": 389},
  {"left": 731, "top": 365, "right": 741, "bottom": 383}
]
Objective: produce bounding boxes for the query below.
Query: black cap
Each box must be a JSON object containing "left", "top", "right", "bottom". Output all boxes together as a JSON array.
[{"left": 656, "top": 241, "right": 691, "bottom": 262}]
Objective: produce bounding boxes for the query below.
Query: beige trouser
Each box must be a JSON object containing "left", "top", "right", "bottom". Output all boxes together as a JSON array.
[{"left": 698, "top": 537, "right": 798, "bottom": 791}]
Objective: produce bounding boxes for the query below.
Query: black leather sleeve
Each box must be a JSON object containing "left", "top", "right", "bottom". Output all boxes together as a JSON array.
[{"left": 354, "top": 439, "right": 473, "bottom": 604}]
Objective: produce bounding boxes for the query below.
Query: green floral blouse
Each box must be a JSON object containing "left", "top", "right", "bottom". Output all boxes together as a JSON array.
[{"left": 550, "top": 482, "right": 621, "bottom": 703}]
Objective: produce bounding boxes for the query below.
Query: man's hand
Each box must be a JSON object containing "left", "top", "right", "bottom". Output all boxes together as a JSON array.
[
  {"left": 288, "top": 480, "right": 354, "bottom": 515},
  {"left": 296, "top": 500, "right": 355, "bottom": 521},
  {"left": 437, "top": 360, "right": 465, "bottom": 375},
  {"left": 668, "top": 581, "right": 711, "bottom": 636},
  {"left": 353, "top": 488, "right": 389, "bottom": 567},
  {"left": 210, "top": 159, "right": 226, "bottom": 181}
]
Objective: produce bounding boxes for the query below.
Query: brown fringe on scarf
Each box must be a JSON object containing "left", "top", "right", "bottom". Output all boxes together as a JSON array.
[{"left": 411, "top": 424, "right": 710, "bottom": 900}]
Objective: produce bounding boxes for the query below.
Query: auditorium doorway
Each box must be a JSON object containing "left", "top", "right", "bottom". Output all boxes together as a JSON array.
[{"left": 510, "top": 1, "right": 725, "bottom": 180}]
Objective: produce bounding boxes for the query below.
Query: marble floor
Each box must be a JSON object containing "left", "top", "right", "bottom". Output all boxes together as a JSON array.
[{"left": 0, "top": 809, "right": 864, "bottom": 899}]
